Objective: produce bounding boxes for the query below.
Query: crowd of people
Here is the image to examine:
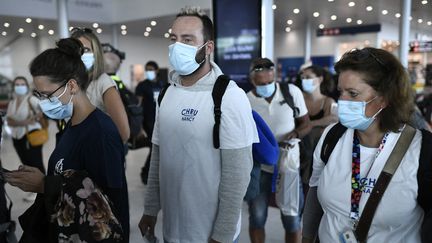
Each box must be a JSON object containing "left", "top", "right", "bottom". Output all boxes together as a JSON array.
[{"left": 0, "top": 5, "right": 431, "bottom": 243}]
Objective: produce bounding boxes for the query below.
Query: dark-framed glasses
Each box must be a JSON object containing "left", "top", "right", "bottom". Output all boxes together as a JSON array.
[{"left": 33, "top": 81, "right": 68, "bottom": 102}]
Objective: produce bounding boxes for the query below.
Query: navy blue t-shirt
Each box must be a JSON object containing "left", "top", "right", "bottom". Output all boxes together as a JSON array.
[{"left": 48, "top": 108, "right": 129, "bottom": 237}]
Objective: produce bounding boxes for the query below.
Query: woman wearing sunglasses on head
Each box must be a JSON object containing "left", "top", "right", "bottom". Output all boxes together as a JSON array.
[
  {"left": 70, "top": 27, "right": 130, "bottom": 144},
  {"left": 302, "top": 47, "right": 432, "bottom": 243},
  {"left": 5, "top": 38, "right": 129, "bottom": 243}
]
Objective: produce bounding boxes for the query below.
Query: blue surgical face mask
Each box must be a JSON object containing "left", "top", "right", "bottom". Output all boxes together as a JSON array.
[
  {"left": 146, "top": 70, "right": 156, "bottom": 81},
  {"left": 337, "top": 97, "right": 383, "bottom": 131},
  {"left": 301, "top": 78, "right": 318, "bottom": 93},
  {"left": 14, "top": 85, "right": 28, "bottom": 96},
  {"left": 168, "top": 42, "right": 207, "bottom": 75},
  {"left": 256, "top": 82, "right": 275, "bottom": 98},
  {"left": 81, "top": 53, "right": 95, "bottom": 70},
  {"left": 38, "top": 84, "right": 74, "bottom": 120}
]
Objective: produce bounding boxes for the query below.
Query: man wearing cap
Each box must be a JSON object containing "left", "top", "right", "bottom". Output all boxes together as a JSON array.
[
  {"left": 246, "top": 57, "right": 311, "bottom": 243},
  {"left": 138, "top": 7, "right": 258, "bottom": 243}
]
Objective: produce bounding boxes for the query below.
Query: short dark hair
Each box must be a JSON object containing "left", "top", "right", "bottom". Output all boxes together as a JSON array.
[
  {"left": 335, "top": 47, "right": 414, "bottom": 132},
  {"left": 249, "top": 57, "right": 275, "bottom": 73},
  {"left": 176, "top": 6, "right": 214, "bottom": 42},
  {"left": 302, "top": 65, "right": 335, "bottom": 97},
  {"left": 29, "top": 38, "right": 89, "bottom": 90},
  {"left": 145, "top": 61, "right": 159, "bottom": 70}
]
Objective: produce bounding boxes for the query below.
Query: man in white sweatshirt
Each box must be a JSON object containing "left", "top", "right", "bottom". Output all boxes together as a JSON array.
[{"left": 138, "top": 6, "right": 258, "bottom": 243}]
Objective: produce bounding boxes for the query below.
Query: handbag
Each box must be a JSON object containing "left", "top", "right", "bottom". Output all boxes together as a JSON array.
[
  {"left": 25, "top": 97, "right": 48, "bottom": 147},
  {"left": 26, "top": 129, "right": 48, "bottom": 147},
  {"left": 275, "top": 139, "right": 301, "bottom": 216}
]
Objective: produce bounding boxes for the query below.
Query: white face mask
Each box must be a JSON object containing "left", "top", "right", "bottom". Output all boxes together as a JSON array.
[
  {"left": 81, "top": 53, "right": 95, "bottom": 70},
  {"left": 301, "top": 78, "right": 318, "bottom": 93},
  {"left": 14, "top": 85, "right": 28, "bottom": 96},
  {"left": 338, "top": 97, "right": 383, "bottom": 131},
  {"left": 168, "top": 42, "right": 207, "bottom": 76},
  {"left": 146, "top": 70, "right": 156, "bottom": 81},
  {"left": 38, "top": 84, "right": 74, "bottom": 120}
]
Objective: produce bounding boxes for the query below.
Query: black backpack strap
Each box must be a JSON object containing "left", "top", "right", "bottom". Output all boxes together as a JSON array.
[
  {"left": 279, "top": 82, "right": 299, "bottom": 117},
  {"left": 320, "top": 122, "right": 347, "bottom": 165},
  {"left": 157, "top": 83, "right": 171, "bottom": 106},
  {"left": 418, "top": 129, "right": 432, "bottom": 214},
  {"left": 212, "top": 75, "right": 230, "bottom": 149}
]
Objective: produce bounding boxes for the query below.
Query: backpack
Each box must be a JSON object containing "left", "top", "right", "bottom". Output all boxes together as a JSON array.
[
  {"left": 279, "top": 82, "right": 300, "bottom": 118},
  {"left": 111, "top": 76, "right": 144, "bottom": 140},
  {"left": 320, "top": 123, "right": 432, "bottom": 224},
  {"left": 158, "top": 75, "right": 230, "bottom": 149}
]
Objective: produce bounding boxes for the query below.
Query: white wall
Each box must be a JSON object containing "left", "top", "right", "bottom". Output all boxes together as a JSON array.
[{"left": 274, "top": 29, "right": 379, "bottom": 60}]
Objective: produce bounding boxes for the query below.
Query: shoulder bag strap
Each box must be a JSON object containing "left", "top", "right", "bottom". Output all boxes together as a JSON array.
[
  {"left": 157, "top": 83, "right": 171, "bottom": 106},
  {"left": 212, "top": 75, "right": 230, "bottom": 149},
  {"left": 320, "top": 122, "right": 347, "bottom": 165},
  {"left": 279, "top": 82, "right": 299, "bottom": 117},
  {"left": 355, "top": 125, "right": 416, "bottom": 242}
]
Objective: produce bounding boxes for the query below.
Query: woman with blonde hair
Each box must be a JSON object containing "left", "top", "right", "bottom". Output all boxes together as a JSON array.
[{"left": 70, "top": 27, "right": 130, "bottom": 143}]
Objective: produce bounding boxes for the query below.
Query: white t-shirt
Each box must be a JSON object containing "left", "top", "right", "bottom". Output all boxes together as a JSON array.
[
  {"left": 310, "top": 124, "right": 424, "bottom": 243},
  {"left": 247, "top": 83, "right": 308, "bottom": 172},
  {"left": 86, "top": 73, "right": 117, "bottom": 112},
  {"left": 152, "top": 65, "right": 258, "bottom": 243},
  {"left": 6, "top": 94, "right": 42, "bottom": 139}
]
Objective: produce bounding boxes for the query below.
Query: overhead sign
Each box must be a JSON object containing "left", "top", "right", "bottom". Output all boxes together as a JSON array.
[
  {"left": 410, "top": 41, "right": 432, "bottom": 52},
  {"left": 317, "top": 24, "right": 381, "bottom": 37},
  {"left": 213, "top": 0, "right": 262, "bottom": 85}
]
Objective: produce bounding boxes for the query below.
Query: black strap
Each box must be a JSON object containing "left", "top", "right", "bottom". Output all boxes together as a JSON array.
[
  {"left": 279, "top": 82, "right": 299, "bottom": 117},
  {"left": 212, "top": 75, "right": 230, "bottom": 149},
  {"left": 320, "top": 122, "right": 347, "bottom": 164},
  {"left": 355, "top": 125, "right": 416, "bottom": 242},
  {"left": 156, "top": 76, "right": 230, "bottom": 149},
  {"left": 157, "top": 83, "right": 171, "bottom": 106},
  {"left": 418, "top": 129, "right": 432, "bottom": 215}
]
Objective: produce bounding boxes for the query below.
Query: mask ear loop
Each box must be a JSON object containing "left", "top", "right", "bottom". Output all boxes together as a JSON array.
[
  {"left": 56, "top": 82, "right": 69, "bottom": 99},
  {"left": 196, "top": 42, "right": 209, "bottom": 65}
]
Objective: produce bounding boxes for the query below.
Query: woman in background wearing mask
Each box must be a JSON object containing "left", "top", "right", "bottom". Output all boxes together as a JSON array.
[
  {"left": 302, "top": 47, "right": 432, "bottom": 243},
  {"left": 298, "top": 65, "right": 338, "bottom": 193},
  {"left": 70, "top": 27, "right": 130, "bottom": 143},
  {"left": 5, "top": 38, "right": 129, "bottom": 242},
  {"left": 6, "top": 76, "right": 45, "bottom": 201}
]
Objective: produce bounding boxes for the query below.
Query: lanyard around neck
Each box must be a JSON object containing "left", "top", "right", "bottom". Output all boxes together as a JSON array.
[{"left": 350, "top": 132, "right": 389, "bottom": 226}]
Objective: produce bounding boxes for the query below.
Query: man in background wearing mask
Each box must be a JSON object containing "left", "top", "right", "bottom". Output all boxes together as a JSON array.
[
  {"left": 135, "top": 61, "right": 163, "bottom": 185},
  {"left": 246, "top": 57, "right": 310, "bottom": 243},
  {"left": 138, "top": 6, "right": 258, "bottom": 243}
]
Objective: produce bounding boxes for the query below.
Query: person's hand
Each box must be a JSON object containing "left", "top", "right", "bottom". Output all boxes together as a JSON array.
[
  {"left": 284, "top": 130, "right": 299, "bottom": 141},
  {"left": 138, "top": 214, "right": 157, "bottom": 237},
  {"left": 4, "top": 165, "right": 45, "bottom": 193}
]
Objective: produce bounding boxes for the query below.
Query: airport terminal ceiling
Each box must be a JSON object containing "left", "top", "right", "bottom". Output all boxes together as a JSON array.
[{"left": 0, "top": 0, "right": 431, "bottom": 39}]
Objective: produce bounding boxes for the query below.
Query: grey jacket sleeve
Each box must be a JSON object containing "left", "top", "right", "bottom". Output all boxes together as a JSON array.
[
  {"left": 302, "top": 186, "right": 323, "bottom": 241},
  {"left": 143, "top": 144, "right": 161, "bottom": 216},
  {"left": 211, "top": 146, "right": 253, "bottom": 243}
]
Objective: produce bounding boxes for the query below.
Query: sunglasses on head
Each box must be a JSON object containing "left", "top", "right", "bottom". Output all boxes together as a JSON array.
[
  {"left": 70, "top": 27, "right": 93, "bottom": 34},
  {"left": 348, "top": 48, "right": 389, "bottom": 71},
  {"left": 251, "top": 64, "right": 275, "bottom": 73}
]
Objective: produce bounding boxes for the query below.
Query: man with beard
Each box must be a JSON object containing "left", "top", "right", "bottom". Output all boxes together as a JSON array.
[{"left": 138, "top": 6, "right": 258, "bottom": 243}]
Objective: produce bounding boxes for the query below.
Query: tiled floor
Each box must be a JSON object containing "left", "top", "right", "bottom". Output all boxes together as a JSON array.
[{"left": 0, "top": 121, "right": 286, "bottom": 243}]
